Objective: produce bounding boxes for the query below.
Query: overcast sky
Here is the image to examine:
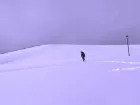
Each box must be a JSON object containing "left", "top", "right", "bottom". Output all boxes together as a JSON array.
[{"left": 0, "top": 0, "right": 140, "bottom": 53}]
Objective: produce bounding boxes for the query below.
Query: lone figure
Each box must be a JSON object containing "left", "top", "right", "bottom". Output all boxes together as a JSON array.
[{"left": 81, "top": 51, "right": 86, "bottom": 62}]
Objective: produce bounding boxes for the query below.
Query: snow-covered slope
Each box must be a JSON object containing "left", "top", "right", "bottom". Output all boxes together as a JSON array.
[{"left": 0, "top": 45, "right": 140, "bottom": 105}]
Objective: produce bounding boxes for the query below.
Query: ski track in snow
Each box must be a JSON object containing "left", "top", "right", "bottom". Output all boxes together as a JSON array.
[
  {"left": 97, "top": 60, "right": 140, "bottom": 64},
  {"left": 97, "top": 60, "right": 140, "bottom": 72},
  {"left": 0, "top": 59, "right": 140, "bottom": 73},
  {"left": 0, "top": 58, "right": 79, "bottom": 73}
]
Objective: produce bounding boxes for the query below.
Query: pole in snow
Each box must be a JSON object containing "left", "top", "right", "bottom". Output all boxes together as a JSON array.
[{"left": 126, "top": 35, "right": 130, "bottom": 56}]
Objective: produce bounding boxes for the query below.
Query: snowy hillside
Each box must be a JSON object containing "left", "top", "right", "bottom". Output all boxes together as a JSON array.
[{"left": 0, "top": 44, "right": 140, "bottom": 105}]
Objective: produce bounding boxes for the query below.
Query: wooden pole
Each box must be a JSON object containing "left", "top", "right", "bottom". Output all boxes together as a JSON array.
[{"left": 126, "top": 35, "right": 130, "bottom": 56}]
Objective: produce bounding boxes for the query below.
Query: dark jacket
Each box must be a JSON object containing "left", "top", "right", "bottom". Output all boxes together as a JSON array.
[{"left": 81, "top": 51, "right": 85, "bottom": 58}]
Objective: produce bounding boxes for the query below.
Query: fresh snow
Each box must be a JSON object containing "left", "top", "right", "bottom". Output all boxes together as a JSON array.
[{"left": 0, "top": 45, "right": 140, "bottom": 105}]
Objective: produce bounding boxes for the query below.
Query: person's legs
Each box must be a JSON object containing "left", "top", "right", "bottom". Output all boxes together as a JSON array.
[{"left": 83, "top": 57, "right": 85, "bottom": 62}]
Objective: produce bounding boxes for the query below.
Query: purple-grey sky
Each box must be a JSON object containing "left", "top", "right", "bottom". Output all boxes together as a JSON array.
[{"left": 0, "top": 0, "right": 140, "bottom": 53}]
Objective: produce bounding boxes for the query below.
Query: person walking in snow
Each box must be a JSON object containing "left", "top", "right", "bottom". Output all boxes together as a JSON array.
[{"left": 81, "top": 51, "right": 86, "bottom": 62}]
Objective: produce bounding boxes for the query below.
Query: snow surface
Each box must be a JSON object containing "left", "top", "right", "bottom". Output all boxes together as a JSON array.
[{"left": 0, "top": 44, "right": 140, "bottom": 105}]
